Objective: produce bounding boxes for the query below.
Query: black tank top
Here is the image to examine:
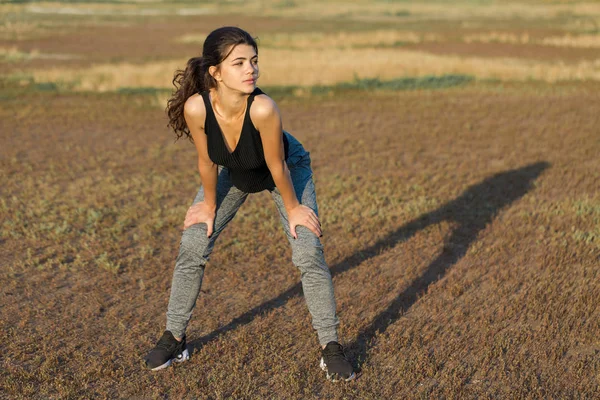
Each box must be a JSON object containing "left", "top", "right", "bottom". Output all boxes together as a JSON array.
[{"left": 200, "top": 87, "right": 289, "bottom": 193}]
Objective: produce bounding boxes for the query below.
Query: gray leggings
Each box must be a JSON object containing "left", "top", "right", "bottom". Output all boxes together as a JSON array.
[{"left": 166, "top": 143, "right": 339, "bottom": 347}]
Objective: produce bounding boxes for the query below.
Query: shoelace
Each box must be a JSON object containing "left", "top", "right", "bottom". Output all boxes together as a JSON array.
[
  {"left": 156, "top": 334, "right": 177, "bottom": 351},
  {"left": 323, "top": 343, "right": 347, "bottom": 362}
]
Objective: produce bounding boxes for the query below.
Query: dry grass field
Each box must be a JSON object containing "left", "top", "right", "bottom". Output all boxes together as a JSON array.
[{"left": 1, "top": 1, "right": 599, "bottom": 399}]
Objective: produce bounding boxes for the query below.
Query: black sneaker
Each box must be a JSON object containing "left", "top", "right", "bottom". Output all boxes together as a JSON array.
[
  {"left": 320, "top": 341, "right": 356, "bottom": 382},
  {"left": 144, "top": 331, "right": 190, "bottom": 371}
]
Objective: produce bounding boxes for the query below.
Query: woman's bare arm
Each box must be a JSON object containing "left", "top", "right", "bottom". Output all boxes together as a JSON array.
[
  {"left": 253, "top": 95, "right": 322, "bottom": 238},
  {"left": 182, "top": 95, "right": 218, "bottom": 235}
]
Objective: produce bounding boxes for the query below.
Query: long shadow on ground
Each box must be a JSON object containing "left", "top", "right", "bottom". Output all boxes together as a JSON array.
[
  {"left": 188, "top": 162, "right": 549, "bottom": 367},
  {"left": 347, "top": 161, "right": 549, "bottom": 369}
]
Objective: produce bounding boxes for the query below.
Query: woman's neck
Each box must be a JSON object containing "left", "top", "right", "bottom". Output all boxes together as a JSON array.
[{"left": 210, "top": 87, "right": 249, "bottom": 121}]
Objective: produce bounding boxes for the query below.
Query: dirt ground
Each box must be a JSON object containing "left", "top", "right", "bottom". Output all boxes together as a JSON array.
[
  {"left": 1, "top": 2, "right": 600, "bottom": 399},
  {"left": 1, "top": 81, "right": 599, "bottom": 399}
]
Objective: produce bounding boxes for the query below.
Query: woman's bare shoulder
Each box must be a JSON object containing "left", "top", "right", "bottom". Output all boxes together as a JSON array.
[
  {"left": 250, "top": 93, "right": 280, "bottom": 121},
  {"left": 184, "top": 93, "right": 207, "bottom": 122}
]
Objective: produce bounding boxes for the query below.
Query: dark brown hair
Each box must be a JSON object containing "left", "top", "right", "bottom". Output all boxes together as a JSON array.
[{"left": 166, "top": 26, "right": 258, "bottom": 141}]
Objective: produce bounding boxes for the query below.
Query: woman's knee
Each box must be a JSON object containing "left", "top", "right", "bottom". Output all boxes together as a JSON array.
[
  {"left": 291, "top": 227, "right": 328, "bottom": 272},
  {"left": 176, "top": 224, "right": 211, "bottom": 268}
]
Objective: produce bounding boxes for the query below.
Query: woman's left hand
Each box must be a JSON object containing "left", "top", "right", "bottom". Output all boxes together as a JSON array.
[{"left": 287, "top": 204, "right": 322, "bottom": 239}]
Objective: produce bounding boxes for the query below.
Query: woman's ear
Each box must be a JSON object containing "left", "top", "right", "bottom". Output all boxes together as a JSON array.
[{"left": 209, "top": 65, "right": 221, "bottom": 82}]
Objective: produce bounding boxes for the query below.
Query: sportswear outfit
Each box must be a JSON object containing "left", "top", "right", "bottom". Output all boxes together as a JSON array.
[{"left": 146, "top": 88, "right": 354, "bottom": 381}]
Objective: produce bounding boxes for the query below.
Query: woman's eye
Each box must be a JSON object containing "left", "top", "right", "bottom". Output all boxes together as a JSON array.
[{"left": 235, "top": 62, "right": 242, "bottom": 66}]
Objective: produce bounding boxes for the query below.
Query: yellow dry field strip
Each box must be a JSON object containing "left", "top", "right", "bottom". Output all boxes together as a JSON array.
[
  {"left": 181, "top": 30, "right": 600, "bottom": 49},
  {"left": 179, "top": 31, "right": 443, "bottom": 48},
  {"left": 463, "top": 32, "right": 600, "bottom": 48},
  {"left": 22, "top": 47, "right": 600, "bottom": 92}
]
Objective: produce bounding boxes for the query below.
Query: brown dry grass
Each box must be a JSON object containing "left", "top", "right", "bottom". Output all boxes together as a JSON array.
[
  {"left": 1, "top": 2, "right": 600, "bottom": 398},
  {"left": 1, "top": 80, "right": 599, "bottom": 398}
]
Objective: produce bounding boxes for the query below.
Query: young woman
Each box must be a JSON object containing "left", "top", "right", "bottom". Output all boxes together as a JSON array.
[{"left": 143, "top": 26, "right": 355, "bottom": 382}]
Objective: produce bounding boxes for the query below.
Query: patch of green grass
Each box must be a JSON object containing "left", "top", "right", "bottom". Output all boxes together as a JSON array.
[
  {"left": 3, "top": 75, "right": 471, "bottom": 106},
  {"left": 573, "top": 197, "right": 600, "bottom": 219},
  {"left": 263, "top": 75, "right": 474, "bottom": 99},
  {"left": 260, "top": 85, "right": 300, "bottom": 98},
  {"left": 383, "top": 10, "right": 411, "bottom": 17},
  {"left": 315, "top": 74, "right": 474, "bottom": 94},
  {"left": 0, "top": 76, "right": 75, "bottom": 100},
  {"left": 97, "top": 252, "right": 121, "bottom": 274},
  {"left": 572, "top": 229, "right": 600, "bottom": 249},
  {"left": 274, "top": 0, "right": 297, "bottom": 8},
  {"left": 0, "top": 49, "right": 32, "bottom": 63},
  {"left": 33, "top": 82, "right": 60, "bottom": 92},
  {"left": 570, "top": 15, "right": 600, "bottom": 34}
]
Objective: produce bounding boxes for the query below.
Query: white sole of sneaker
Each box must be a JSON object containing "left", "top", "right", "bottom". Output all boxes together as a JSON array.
[
  {"left": 149, "top": 348, "right": 190, "bottom": 371},
  {"left": 319, "top": 357, "right": 356, "bottom": 382}
]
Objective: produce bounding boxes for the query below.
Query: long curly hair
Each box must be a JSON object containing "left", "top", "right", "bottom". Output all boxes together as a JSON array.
[{"left": 166, "top": 26, "right": 258, "bottom": 141}]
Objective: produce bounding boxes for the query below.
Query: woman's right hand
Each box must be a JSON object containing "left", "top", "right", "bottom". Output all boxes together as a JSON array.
[
  {"left": 183, "top": 202, "right": 216, "bottom": 237},
  {"left": 287, "top": 204, "right": 322, "bottom": 239}
]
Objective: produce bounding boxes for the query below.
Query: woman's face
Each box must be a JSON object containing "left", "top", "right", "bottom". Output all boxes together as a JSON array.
[{"left": 211, "top": 44, "right": 259, "bottom": 94}]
